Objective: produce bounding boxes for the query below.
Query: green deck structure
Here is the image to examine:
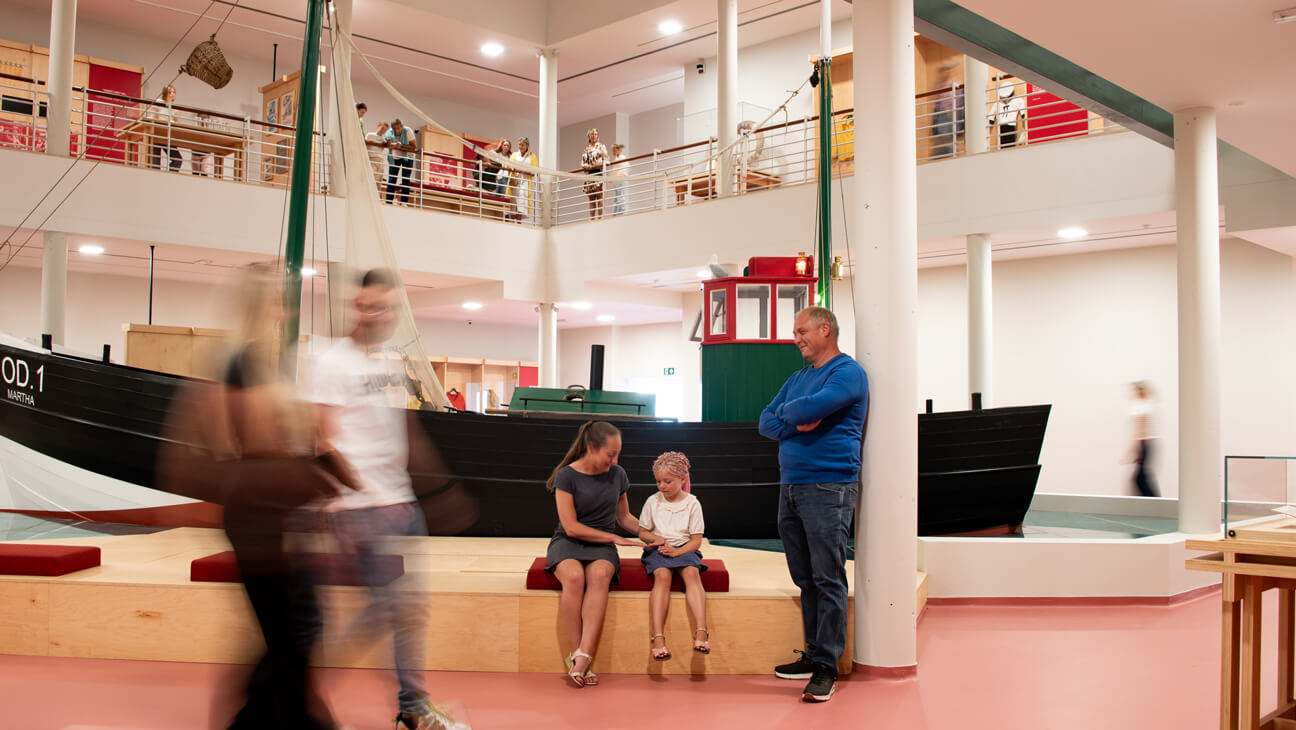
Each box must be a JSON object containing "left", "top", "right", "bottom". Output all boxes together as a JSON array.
[
  {"left": 702, "top": 343, "right": 806, "bottom": 422},
  {"left": 508, "top": 387, "right": 656, "bottom": 417}
]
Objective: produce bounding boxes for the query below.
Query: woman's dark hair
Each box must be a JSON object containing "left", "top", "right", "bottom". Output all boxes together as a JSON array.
[{"left": 545, "top": 421, "right": 620, "bottom": 492}]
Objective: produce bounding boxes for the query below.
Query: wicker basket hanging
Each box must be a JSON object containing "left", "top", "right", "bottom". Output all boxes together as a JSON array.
[{"left": 180, "top": 35, "right": 233, "bottom": 89}]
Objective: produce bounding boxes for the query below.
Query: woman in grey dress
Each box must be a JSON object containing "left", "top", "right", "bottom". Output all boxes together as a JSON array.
[{"left": 545, "top": 421, "right": 647, "bottom": 687}]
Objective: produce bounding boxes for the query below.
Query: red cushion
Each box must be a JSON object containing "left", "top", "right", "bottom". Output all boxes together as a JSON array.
[
  {"left": 0, "top": 544, "right": 101, "bottom": 576},
  {"left": 525, "top": 557, "right": 729, "bottom": 592},
  {"left": 191, "top": 551, "right": 404, "bottom": 586}
]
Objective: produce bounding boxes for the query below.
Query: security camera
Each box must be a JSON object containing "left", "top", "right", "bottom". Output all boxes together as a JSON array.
[{"left": 696, "top": 61, "right": 705, "bottom": 75}]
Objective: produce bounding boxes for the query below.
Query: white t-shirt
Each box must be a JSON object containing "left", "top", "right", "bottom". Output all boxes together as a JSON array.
[
  {"left": 639, "top": 492, "right": 705, "bottom": 548},
  {"left": 1130, "top": 400, "right": 1155, "bottom": 440},
  {"left": 311, "top": 337, "right": 414, "bottom": 510}
]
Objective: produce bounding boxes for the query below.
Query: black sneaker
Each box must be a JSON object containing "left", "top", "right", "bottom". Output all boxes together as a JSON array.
[
  {"left": 802, "top": 664, "right": 836, "bottom": 702},
  {"left": 774, "top": 649, "right": 816, "bottom": 679}
]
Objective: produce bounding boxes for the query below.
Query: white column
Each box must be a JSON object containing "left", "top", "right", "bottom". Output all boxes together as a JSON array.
[
  {"left": 851, "top": 0, "right": 917, "bottom": 673},
  {"left": 538, "top": 302, "right": 558, "bottom": 388},
  {"left": 820, "top": 0, "right": 833, "bottom": 58},
  {"left": 40, "top": 232, "right": 68, "bottom": 345},
  {"left": 538, "top": 48, "right": 558, "bottom": 226},
  {"left": 963, "top": 57, "right": 989, "bottom": 155},
  {"left": 716, "top": 0, "right": 737, "bottom": 198},
  {"left": 1175, "top": 107, "right": 1222, "bottom": 534},
  {"left": 967, "top": 233, "right": 992, "bottom": 407},
  {"left": 46, "top": 0, "right": 77, "bottom": 157},
  {"left": 680, "top": 292, "right": 703, "bottom": 422}
]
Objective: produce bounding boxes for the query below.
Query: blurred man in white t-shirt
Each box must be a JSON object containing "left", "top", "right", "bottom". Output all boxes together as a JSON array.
[{"left": 312, "top": 269, "right": 456, "bottom": 730}]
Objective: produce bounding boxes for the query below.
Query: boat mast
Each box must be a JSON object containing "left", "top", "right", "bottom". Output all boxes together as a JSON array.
[
  {"left": 280, "top": 0, "right": 325, "bottom": 377},
  {"left": 815, "top": 55, "right": 833, "bottom": 310}
]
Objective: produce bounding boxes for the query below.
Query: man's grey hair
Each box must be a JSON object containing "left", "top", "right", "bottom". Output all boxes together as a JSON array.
[{"left": 798, "top": 306, "right": 839, "bottom": 338}]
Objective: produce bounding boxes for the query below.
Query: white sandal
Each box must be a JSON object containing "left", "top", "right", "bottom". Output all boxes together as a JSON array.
[{"left": 565, "top": 648, "right": 592, "bottom": 687}]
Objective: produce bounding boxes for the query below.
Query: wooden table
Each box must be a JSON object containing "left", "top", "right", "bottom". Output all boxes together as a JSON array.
[
  {"left": 117, "top": 119, "right": 247, "bottom": 181},
  {"left": 671, "top": 168, "right": 782, "bottom": 204},
  {"left": 1187, "top": 537, "right": 1296, "bottom": 729}
]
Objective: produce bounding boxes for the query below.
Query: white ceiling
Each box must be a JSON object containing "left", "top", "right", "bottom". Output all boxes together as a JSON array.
[
  {"left": 7, "top": 0, "right": 850, "bottom": 124},
  {"left": 955, "top": 0, "right": 1296, "bottom": 178}
]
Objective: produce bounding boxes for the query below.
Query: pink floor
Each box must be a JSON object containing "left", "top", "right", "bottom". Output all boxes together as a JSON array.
[{"left": 0, "top": 588, "right": 1263, "bottom": 730}]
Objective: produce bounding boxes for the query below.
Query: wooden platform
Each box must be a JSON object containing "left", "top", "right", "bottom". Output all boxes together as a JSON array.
[{"left": 0, "top": 528, "right": 927, "bottom": 676}]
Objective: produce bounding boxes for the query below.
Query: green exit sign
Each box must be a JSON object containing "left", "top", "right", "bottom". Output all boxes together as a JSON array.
[{"left": 663, "top": 367, "right": 675, "bottom": 375}]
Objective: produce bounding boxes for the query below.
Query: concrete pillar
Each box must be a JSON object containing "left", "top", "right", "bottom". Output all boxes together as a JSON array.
[
  {"left": 967, "top": 233, "right": 992, "bottom": 407},
  {"left": 40, "top": 232, "right": 68, "bottom": 345},
  {"left": 538, "top": 302, "right": 558, "bottom": 388},
  {"left": 716, "top": 0, "right": 737, "bottom": 198},
  {"left": 1175, "top": 107, "right": 1222, "bottom": 534},
  {"left": 964, "top": 57, "right": 989, "bottom": 155},
  {"left": 538, "top": 48, "right": 558, "bottom": 226},
  {"left": 851, "top": 0, "right": 918, "bottom": 673},
  {"left": 46, "top": 0, "right": 77, "bottom": 158}
]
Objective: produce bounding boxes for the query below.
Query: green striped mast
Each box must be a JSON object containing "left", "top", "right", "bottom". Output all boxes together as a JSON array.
[
  {"left": 815, "top": 56, "right": 833, "bottom": 310},
  {"left": 280, "top": 0, "right": 325, "bottom": 376}
]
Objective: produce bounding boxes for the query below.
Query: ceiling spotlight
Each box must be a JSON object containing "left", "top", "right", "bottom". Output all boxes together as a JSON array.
[
  {"left": 1057, "top": 226, "right": 1088, "bottom": 240},
  {"left": 462, "top": 301, "right": 484, "bottom": 310},
  {"left": 571, "top": 301, "right": 592, "bottom": 310},
  {"left": 1274, "top": 7, "right": 1296, "bottom": 23},
  {"left": 193, "top": 258, "right": 211, "bottom": 265},
  {"left": 301, "top": 267, "right": 317, "bottom": 277},
  {"left": 480, "top": 42, "right": 504, "bottom": 57},
  {"left": 658, "top": 19, "right": 683, "bottom": 35},
  {"left": 78, "top": 244, "right": 104, "bottom": 255},
  {"left": 597, "top": 314, "right": 616, "bottom": 323}
]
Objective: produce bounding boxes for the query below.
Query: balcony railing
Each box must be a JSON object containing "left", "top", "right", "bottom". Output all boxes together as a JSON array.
[{"left": 0, "top": 71, "right": 1121, "bottom": 228}]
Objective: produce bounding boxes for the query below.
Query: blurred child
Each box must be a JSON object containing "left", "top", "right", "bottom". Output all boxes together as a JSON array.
[{"left": 637, "top": 451, "right": 710, "bottom": 659}]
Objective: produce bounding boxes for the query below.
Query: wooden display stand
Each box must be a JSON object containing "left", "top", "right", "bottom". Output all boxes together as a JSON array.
[
  {"left": 122, "top": 324, "right": 229, "bottom": 379},
  {"left": 257, "top": 71, "right": 320, "bottom": 191},
  {"left": 1187, "top": 530, "right": 1296, "bottom": 729},
  {"left": 429, "top": 356, "right": 538, "bottom": 412}
]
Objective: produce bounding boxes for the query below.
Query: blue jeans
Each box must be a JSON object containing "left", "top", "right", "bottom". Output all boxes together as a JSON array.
[
  {"left": 778, "top": 481, "right": 858, "bottom": 674},
  {"left": 332, "top": 502, "right": 428, "bottom": 712}
]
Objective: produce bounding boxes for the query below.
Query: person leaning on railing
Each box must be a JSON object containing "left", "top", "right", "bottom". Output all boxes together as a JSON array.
[
  {"left": 365, "top": 120, "right": 390, "bottom": 185},
  {"left": 509, "top": 136, "right": 537, "bottom": 221},
  {"left": 148, "top": 84, "right": 182, "bottom": 172},
  {"left": 384, "top": 118, "right": 416, "bottom": 206}
]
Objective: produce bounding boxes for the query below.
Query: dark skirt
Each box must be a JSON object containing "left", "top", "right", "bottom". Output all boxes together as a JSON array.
[
  {"left": 641, "top": 546, "right": 706, "bottom": 575},
  {"left": 546, "top": 534, "right": 620, "bottom": 582}
]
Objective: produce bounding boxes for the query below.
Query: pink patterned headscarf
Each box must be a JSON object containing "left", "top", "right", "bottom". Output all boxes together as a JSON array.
[{"left": 653, "top": 451, "right": 692, "bottom": 493}]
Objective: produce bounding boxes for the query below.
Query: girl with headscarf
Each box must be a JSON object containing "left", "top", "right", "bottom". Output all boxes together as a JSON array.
[{"left": 637, "top": 451, "right": 711, "bottom": 660}]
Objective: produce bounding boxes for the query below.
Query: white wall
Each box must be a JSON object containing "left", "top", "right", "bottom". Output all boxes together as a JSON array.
[
  {"left": 911, "top": 238, "right": 1296, "bottom": 498},
  {"left": 681, "top": 20, "right": 852, "bottom": 144},
  {"left": 558, "top": 322, "right": 689, "bottom": 419},
  {"left": 628, "top": 102, "right": 684, "bottom": 155},
  {"left": 413, "top": 318, "right": 537, "bottom": 362}
]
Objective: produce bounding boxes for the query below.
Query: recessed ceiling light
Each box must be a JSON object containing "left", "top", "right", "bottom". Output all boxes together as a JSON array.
[
  {"left": 658, "top": 19, "right": 683, "bottom": 35},
  {"left": 1058, "top": 226, "right": 1088, "bottom": 240},
  {"left": 193, "top": 258, "right": 211, "bottom": 265},
  {"left": 463, "top": 301, "right": 484, "bottom": 310},
  {"left": 571, "top": 301, "right": 592, "bottom": 310},
  {"left": 480, "top": 42, "right": 503, "bottom": 57},
  {"left": 696, "top": 270, "right": 711, "bottom": 279},
  {"left": 301, "top": 267, "right": 317, "bottom": 277},
  {"left": 597, "top": 314, "right": 616, "bottom": 323},
  {"left": 78, "top": 244, "right": 104, "bottom": 255}
]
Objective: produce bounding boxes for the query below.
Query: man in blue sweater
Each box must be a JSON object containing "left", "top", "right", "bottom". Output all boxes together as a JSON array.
[{"left": 758, "top": 306, "right": 869, "bottom": 702}]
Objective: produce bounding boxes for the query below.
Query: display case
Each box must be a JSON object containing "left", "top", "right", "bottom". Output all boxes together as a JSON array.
[{"left": 1224, "top": 455, "right": 1296, "bottom": 539}]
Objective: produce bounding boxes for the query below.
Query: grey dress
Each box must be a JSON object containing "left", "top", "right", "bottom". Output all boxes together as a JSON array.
[{"left": 545, "top": 464, "right": 630, "bottom": 581}]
